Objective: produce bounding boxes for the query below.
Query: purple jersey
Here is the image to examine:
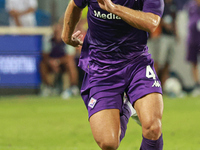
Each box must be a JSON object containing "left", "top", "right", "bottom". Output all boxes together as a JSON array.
[
  {"left": 186, "top": 1, "right": 200, "bottom": 46},
  {"left": 75, "top": 0, "right": 164, "bottom": 74}
]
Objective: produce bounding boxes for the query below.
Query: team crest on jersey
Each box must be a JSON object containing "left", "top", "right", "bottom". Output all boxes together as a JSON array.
[{"left": 88, "top": 97, "right": 97, "bottom": 108}]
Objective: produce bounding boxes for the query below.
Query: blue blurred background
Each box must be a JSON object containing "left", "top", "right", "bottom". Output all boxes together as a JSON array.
[{"left": 0, "top": 0, "right": 199, "bottom": 97}]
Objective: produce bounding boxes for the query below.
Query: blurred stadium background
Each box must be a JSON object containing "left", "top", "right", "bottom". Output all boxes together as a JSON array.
[{"left": 0, "top": 0, "right": 200, "bottom": 149}]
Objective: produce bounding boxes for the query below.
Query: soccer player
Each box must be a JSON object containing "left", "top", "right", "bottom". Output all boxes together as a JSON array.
[
  {"left": 186, "top": 0, "right": 200, "bottom": 96},
  {"left": 62, "top": 0, "right": 164, "bottom": 149},
  {"left": 40, "top": 23, "right": 79, "bottom": 98}
]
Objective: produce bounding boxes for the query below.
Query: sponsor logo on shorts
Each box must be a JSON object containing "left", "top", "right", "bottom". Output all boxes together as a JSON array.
[
  {"left": 152, "top": 80, "right": 161, "bottom": 87},
  {"left": 88, "top": 97, "right": 97, "bottom": 108},
  {"left": 94, "top": 10, "right": 121, "bottom": 20}
]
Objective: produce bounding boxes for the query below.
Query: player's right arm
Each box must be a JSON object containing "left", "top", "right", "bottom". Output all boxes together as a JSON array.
[
  {"left": 97, "top": 0, "right": 164, "bottom": 33},
  {"left": 61, "top": 0, "right": 83, "bottom": 47}
]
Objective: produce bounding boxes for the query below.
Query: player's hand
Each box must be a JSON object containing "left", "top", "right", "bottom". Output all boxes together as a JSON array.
[
  {"left": 97, "top": 0, "right": 116, "bottom": 13},
  {"left": 70, "top": 30, "right": 83, "bottom": 47}
]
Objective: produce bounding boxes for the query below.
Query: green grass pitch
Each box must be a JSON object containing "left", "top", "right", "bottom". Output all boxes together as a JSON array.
[{"left": 0, "top": 95, "right": 200, "bottom": 150}]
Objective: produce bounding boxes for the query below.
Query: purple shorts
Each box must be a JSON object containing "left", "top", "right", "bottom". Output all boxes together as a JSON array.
[
  {"left": 81, "top": 55, "right": 163, "bottom": 118},
  {"left": 187, "top": 43, "right": 200, "bottom": 63}
]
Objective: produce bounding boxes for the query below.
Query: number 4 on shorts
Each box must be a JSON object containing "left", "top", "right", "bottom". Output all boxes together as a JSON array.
[{"left": 146, "top": 65, "right": 156, "bottom": 80}]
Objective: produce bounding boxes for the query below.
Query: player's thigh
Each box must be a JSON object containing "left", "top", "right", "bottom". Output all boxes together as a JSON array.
[
  {"left": 89, "top": 109, "right": 121, "bottom": 147},
  {"left": 40, "top": 60, "right": 51, "bottom": 74},
  {"left": 134, "top": 93, "right": 163, "bottom": 128},
  {"left": 125, "top": 59, "right": 162, "bottom": 106}
]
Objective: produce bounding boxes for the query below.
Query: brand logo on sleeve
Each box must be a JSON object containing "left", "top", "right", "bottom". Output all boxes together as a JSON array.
[
  {"left": 88, "top": 97, "right": 97, "bottom": 108},
  {"left": 94, "top": 10, "right": 121, "bottom": 20}
]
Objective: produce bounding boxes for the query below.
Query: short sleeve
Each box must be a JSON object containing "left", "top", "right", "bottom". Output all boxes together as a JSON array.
[
  {"left": 73, "top": 0, "right": 88, "bottom": 9},
  {"left": 143, "top": 0, "right": 164, "bottom": 17}
]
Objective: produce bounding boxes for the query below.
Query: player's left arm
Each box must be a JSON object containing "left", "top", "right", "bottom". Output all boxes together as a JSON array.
[
  {"left": 97, "top": 0, "right": 164, "bottom": 33},
  {"left": 61, "top": 0, "right": 84, "bottom": 47}
]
